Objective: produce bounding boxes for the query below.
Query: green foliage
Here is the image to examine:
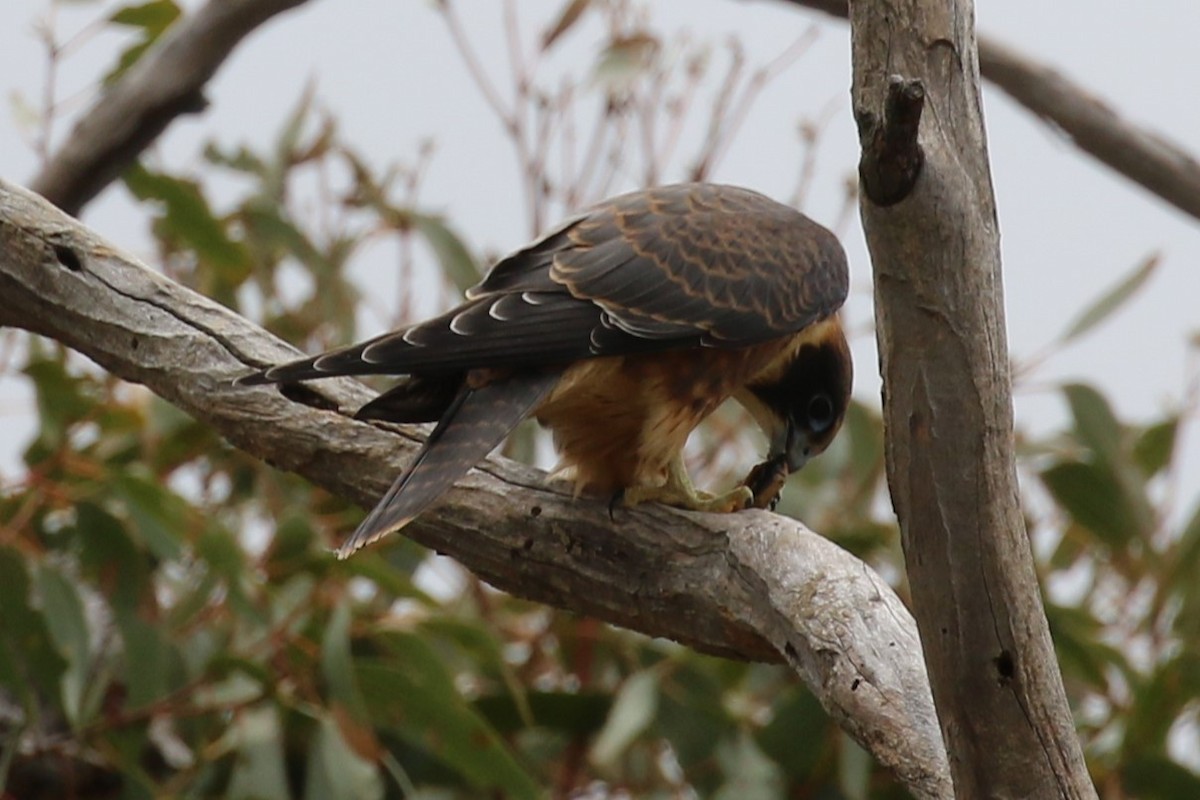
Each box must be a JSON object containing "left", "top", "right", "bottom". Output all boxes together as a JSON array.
[
  {"left": 105, "top": 0, "right": 181, "bottom": 84},
  {"left": 1036, "top": 380, "right": 1200, "bottom": 794},
  {"left": 2, "top": 2, "right": 1198, "bottom": 798},
  {"left": 1056, "top": 252, "right": 1160, "bottom": 346}
]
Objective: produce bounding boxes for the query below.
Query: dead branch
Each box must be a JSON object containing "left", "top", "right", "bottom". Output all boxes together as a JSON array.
[
  {"left": 0, "top": 178, "right": 952, "bottom": 798},
  {"left": 977, "top": 38, "right": 1200, "bottom": 221},
  {"left": 849, "top": 0, "right": 1096, "bottom": 797},
  {"left": 30, "top": 0, "right": 310, "bottom": 216}
]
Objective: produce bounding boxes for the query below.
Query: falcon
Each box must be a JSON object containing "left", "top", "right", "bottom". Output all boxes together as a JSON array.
[{"left": 236, "top": 183, "right": 852, "bottom": 557}]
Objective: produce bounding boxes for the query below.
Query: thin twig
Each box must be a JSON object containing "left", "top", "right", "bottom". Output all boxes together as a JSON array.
[
  {"left": 572, "top": 102, "right": 609, "bottom": 207},
  {"left": 790, "top": 93, "right": 841, "bottom": 209},
  {"left": 500, "top": 0, "right": 543, "bottom": 233},
  {"left": 691, "top": 38, "right": 745, "bottom": 181},
  {"left": 637, "top": 48, "right": 665, "bottom": 186},
  {"left": 438, "top": 1, "right": 514, "bottom": 129},
  {"left": 654, "top": 48, "right": 706, "bottom": 175},
  {"left": 33, "top": 3, "right": 60, "bottom": 166},
  {"left": 700, "top": 27, "right": 820, "bottom": 179}
]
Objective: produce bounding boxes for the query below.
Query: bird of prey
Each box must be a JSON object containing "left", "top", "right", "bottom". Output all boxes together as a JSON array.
[{"left": 237, "top": 183, "right": 852, "bottom": 557}]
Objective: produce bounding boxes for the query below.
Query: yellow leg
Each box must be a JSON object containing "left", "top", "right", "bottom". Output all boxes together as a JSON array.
[{"left": 622, "top": 453, "right": 753, "bottom": 513}]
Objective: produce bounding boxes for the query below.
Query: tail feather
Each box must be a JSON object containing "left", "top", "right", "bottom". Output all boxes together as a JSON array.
[{"left": 337, "top": 371, "right": 560, "bottom": 557}]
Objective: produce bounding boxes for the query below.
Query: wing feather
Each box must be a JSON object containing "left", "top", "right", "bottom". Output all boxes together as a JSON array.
[
  {"left": 337, "top": 371, "right": 559, "bottom": 556},
  {"left": 235, "top": 183, "right": 847, "bottom": 386}
]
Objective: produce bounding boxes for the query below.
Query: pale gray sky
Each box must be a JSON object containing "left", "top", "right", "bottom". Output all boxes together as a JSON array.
[{"left": 2, "top": 0, "right": 1197, "bottom": 509}]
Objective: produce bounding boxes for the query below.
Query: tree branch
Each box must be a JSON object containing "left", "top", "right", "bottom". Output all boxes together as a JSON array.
[
  {"left": 0, "top": 178, "right": 953, "bottom": 798},
  {"left": 849, "top": 1, "right": 1096, "bottom": 797},
  {"left": 857, "top": 75, "right": 925, "bottom": 207},
  {"left": 781, "top": 0, "right": 1200, "bottom": 223},
  {"left": 30, "top": 0, "right": 311, "bottom": 217},
  {"left": 976, "top": 38, "right": 1200, "bottom": 221}
]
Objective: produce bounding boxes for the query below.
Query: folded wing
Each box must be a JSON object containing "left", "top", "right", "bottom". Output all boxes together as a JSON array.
[{"left": 235, "top": 183, "right": 849, "bottom": 385}]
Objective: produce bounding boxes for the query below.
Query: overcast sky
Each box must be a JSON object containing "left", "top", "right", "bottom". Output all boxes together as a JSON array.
[{"left": 1, "top": 0, "right": 1197, "bottom": 514}]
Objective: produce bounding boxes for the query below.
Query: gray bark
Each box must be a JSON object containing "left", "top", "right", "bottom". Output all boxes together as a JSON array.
[{"left": 848, "top": 0, "right": 1097, "bottom": 797}]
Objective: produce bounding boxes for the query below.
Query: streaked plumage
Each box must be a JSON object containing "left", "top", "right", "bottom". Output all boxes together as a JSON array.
[{"left": 237, "top": 183, "right": 852, "bottom": 556}]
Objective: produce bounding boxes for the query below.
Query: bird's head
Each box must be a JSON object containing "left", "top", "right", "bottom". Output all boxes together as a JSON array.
[{"left": 740, "top": 318, "right": 853, "bottom": 475}]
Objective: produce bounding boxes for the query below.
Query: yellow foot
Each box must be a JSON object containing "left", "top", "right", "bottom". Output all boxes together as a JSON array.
[
  {"left": 622, "top": 482, "right": 753, "bottom": 513},
  {"left": 621, "top": 453, "right": 754, "bottom": 513}
]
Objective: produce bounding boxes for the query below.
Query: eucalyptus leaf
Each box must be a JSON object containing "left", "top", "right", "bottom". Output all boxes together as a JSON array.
[
  {"left": 1063, "top": 383, "right": 1122, "bottom": 464},
  {"left": 110, "top": 0, "right": 180, "bottom": 29},
  {"left": 589, "top": 670, "right": 659, "bottom": 767},
  {"left": 542, "top": 0, "right": 592, "bottom": 50},
  {"left": 124, "top": 165, "right": 253, "bottom": 301},
  {"left": 1122, "top": 756, "right": 1200, "bottom": 800},
  {"left": 757, "top": 687, "right": 831, "bottom": 781},
  {"left": 1133, "top": 417, "right": 1178, "bottom": 478},
  {"left": 0, "top": 549, "right": 66, "bottom": 710},
  {"left": 321, "top": 599, "right": 369, "bottom": 722},
  {"left": 592, "top": 33, "right": 660, "bottom": 93},
  {"left": 713, "top": 731, "right": 785, "bottom": 800},
  {"left": 226, "top": 706, "right": 291, "bottom": 800},
  {"left": 104, "top": 1, "right": 181, "bottom": 83},
  {"left": 34, "top": 564, "right": 93, "bottom": 726},
  {"left": 304, "top": 713, "right": 384, "bottom": 800},
  {"left": 111, "top": 470, "right": 187, "bottom": 561},
  {"left": 1058, "top": 252, "right": 1159, "bottom": 345},
  {"left": 474, "top": 690, "right": 610, "bottom": 735},
  {"left": 1041, "top": 461, "right": 1142, "bottom": 547},
  {"left": 836, "top": 731, "right": 872, "bottom": 800},
  {"left": 116, "top": 613, "right": 173, "bottom": 709},
  {"left": 357, "top": 647, "right": 539, "bottom": 800}
]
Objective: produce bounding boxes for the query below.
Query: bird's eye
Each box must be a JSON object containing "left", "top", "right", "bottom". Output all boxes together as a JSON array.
[{"left": 807, "top": 392, "right": 836, "bottom": 433}]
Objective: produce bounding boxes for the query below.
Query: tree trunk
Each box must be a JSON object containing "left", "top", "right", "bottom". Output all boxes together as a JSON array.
[{"left": 848, "top": 1, "right": 1097, "bottom": 796}]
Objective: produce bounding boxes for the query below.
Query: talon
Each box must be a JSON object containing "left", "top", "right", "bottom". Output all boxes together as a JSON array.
[
  {"left": 722, "top": 485, "right": 755, "bottom": 512},
  {"left": 620, "top": 455, "right": 757, "bottom": 514},
  {"left": 678, "top": 483, "right": 753, "bottom": 513},
  {"left": 608, "top": 490, "right": 625, "bottom": 520}
]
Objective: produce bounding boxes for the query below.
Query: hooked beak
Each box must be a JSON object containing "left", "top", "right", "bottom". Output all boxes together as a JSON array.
[{"left": 769, "top": 417, "right": 812, "bottom": 475}]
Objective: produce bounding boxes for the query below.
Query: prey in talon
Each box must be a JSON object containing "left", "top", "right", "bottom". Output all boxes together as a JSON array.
[
  {"left": 235, "top": 183, "right": 853, "bottom": 556},
  {"left": 737, "top": 359, "right": 849, "bottom": 512},
  {"left": 743, "top": 455, "right": 790, "bottom": 511}
]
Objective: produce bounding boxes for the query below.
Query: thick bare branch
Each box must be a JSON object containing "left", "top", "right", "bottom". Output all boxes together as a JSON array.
[
  {"left": 977, "top": 38, "right": 1200, "bottom": 221},
  {"left": 780, "top": 0, "right": 1200, "bottom": 223},
  {"left": 30, "top": 0, "right": 311, "bottom": 217},
  {"left": 849, "top": 1, "right": 1095, "bottom": 798},
  {"left": 0, "top": 178, "right": 952, "bottom": 798}
]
